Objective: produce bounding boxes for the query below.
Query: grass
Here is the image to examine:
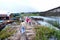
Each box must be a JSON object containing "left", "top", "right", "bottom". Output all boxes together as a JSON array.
[
  {"left": 33, "top": 25, "right": 60, "bottom": 40},
  {"left": 47, "top": 20, "right": 60, "bottom": 28},
  {"left": 0, "top": 27, "right": 16, "bottom": 40},
  {"left": 15, "top": 20, "right": 21, "bottom": 25},
  {"left": 21, "top": 13, "right": 39, "bottom": 16}
]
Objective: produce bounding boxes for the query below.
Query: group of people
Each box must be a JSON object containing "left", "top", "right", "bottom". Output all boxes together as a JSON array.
[
  {"left": 25, "top": 17, "right": 32, "bottom": 25},
  {"left": 20, "top": 17, "right": 31, "bottom": 40},
  {"left": 20, "top": 16, "right": 32, "bottom": 34}
]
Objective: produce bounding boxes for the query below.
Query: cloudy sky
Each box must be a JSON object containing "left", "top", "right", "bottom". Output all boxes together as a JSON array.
[{"left": 0, "top": 0, "right": 60, "bottom": 13}]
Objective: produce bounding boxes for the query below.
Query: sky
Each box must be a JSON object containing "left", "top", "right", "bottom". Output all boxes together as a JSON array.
[{"left": 0, "top": 0, "right": 60, "bottom": 14}]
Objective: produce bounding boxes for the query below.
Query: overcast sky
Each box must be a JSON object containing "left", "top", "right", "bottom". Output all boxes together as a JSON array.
[{"left": 0, "top": 0, "right": 60, "bottom": 13}]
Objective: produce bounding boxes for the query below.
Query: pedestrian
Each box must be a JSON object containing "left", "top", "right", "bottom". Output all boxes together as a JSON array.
[
  {"left": 20, "top": 22, "right": 28, "bottom": 40},
  {"left": 28, "top": 18, "right": 31, "bottom": 25},
  {"left": 25, "top": 17, "right": 29, "bottom": 23},
  {"left": 20, "top": 25, "right": 25, "bottom": 34}
]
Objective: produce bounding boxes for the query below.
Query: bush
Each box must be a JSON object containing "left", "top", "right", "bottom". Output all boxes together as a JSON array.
[
  {"left": 47, "top": 20, "right": 60, "bottom": 28},
  {"left": 0, "top": 27, "right": 16, "bottom": 40},
  {"left": 33, "top": 26, "right": 60, "bottom": 40},
  {"left": 52, "top": 21, "right": 60, "bottom": 28}
]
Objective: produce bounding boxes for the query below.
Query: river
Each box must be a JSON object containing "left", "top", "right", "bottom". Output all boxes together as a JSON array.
[
  {"left": 29, "top": 16, "right": 59, "bottom": 40},
  {"left": 30, "top": 16, "right": 60, "bottom": 24},
  {"left": 29, "top": 16, "right": 60, "bottom": 30},
  {"left": 48, "top": 16, "right": 60, "bottom": 24}
]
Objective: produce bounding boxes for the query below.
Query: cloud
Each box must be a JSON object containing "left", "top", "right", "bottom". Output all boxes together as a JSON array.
[
  {"left": 24, "top": 0, "right": 60, "bottom": 11},
  {"left": 0, "top": 0, "right": 60, "bottom": 12}
]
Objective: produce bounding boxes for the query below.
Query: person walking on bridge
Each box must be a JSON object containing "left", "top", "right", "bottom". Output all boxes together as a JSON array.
[
  {"left": 25, "top": 17, "right": 32, "bottom": 25},
  {"left": 25, "top": 17, "right": 29, "bottom": 23},
  {"left": 20, "top": 22, "right": 28, "bottom": 40}
]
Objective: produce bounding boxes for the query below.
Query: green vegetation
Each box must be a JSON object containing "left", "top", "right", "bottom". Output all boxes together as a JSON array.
[
  {"left": 0, "top": 27, "right": 16, "bottom": 40},
  {"left": 10, "top": 13, "right": 21, "bottom": 17},
  {"left": 47, "top": 21, "right": 60, "bottom": 28},
  {"left": 10, "top": 13, "right": 21, "bottom": 21},
  {"left": 33, "top": 25, "right": 60, "bottom": 40},
  {"left": 21, "top": 13, "right": 39, "bottom": 16},
  {"left": 52, "top": 21, "right": 59, "bottom": 27},
  {"left": 15, "top": 20, "right": 21, "bottom": 25}
]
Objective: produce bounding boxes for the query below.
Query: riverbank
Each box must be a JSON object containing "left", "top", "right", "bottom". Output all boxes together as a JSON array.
[{"left": 0, "top": 16, "right": 60, "bottom": 40}]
